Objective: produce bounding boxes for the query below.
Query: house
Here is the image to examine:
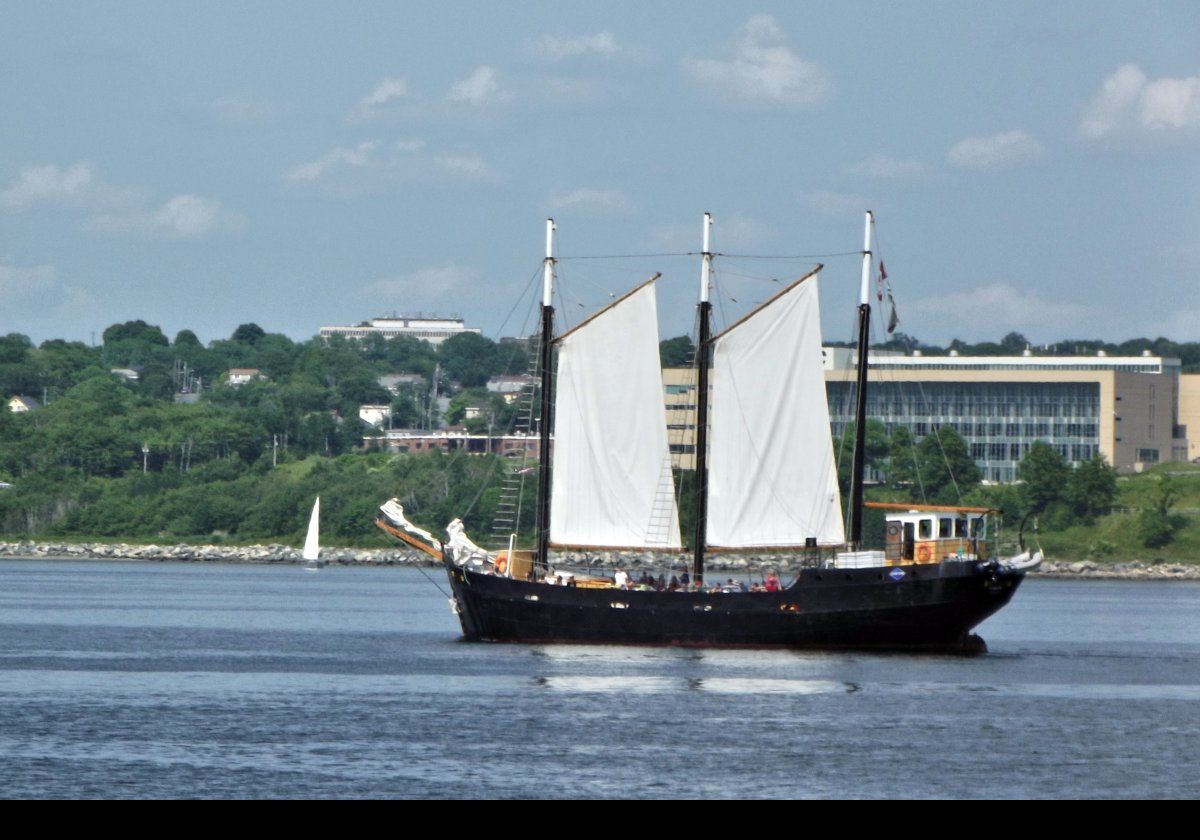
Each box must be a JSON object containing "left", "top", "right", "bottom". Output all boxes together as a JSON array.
[
  {"left": 226, "top": 368, "right": 266, "bottom": 387},
  {"left": 358, "top": 404, "right": 393, "bottom": 428},
  {"left": 7, "top": 395, "right": 40, "bottom": 413},
  {"left": 110, "top": 368, "right": 140, "bottom": 382},
  {"left": 486, "top": 374, "right": 535, "bottom": 404}
]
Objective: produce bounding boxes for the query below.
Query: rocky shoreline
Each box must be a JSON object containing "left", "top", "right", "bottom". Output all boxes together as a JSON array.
[{"left": 0, "top": 540, "right": 1196, "bottom": 580}]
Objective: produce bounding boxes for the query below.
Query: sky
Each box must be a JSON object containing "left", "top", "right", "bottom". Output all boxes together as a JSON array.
[{"left": 1, "top": 2, "right": 1198, "bottom": 349}]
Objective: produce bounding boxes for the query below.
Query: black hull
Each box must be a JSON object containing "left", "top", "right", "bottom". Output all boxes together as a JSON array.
[{"left": 444, "top": 561, "right": 1024, "bottom": 654}]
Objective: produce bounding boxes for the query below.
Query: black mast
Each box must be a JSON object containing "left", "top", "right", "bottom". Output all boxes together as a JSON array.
[
  {"left": 692, "top": 213, "right": 713, "bottom": 585},
  {"left": 847, "top": 211, "right": 874, "bottom": 548},
  {"left": 534, "top": 219, "right": 555, "bottom": 574}
]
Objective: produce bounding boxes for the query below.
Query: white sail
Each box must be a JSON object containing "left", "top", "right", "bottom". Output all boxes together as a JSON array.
[
  {"left": 550, "top": 280, "right": 682, "bottom": 549},
  {"left": 302, "top": 497, "right": 320, "bottom": 561},
  {"left": 706, "top": 271, "right": 845, "bottom": 549}
]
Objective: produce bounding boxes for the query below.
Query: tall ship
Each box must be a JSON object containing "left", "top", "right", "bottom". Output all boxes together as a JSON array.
[{"left": 378, "top": 213, "right": 1041, "bottom": 653}]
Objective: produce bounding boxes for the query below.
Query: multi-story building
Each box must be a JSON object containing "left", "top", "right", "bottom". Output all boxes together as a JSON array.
[
  {"left": 826, "top": 350, "right": 1184, "bottom": 481},
  {"left": 1180, "top": 374, "right": 1200, "bottom": 462},
  {"left": 662, "top": 350, "right": 1190, "bottom": 480},
  {"left": 319, "top": 316, "right": 480, "bottom": 346},
  {"left": 663, "top": 367, "right": 699, "bottom": 469}
]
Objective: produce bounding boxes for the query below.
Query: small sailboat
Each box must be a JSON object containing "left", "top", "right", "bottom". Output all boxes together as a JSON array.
[{"left": 303, "top": 497, "right": 324, "bottom": 571}]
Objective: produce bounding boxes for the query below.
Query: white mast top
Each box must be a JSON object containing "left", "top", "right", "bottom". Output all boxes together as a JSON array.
[
  {"left": 858, "top": 210, "right": 874, "bottom": 306},
  {"left": 699, "top": 212, "right": 713, "bottom": 304},
  {"left": 543, "top": 218, "right": 556, "bottom": 307}
]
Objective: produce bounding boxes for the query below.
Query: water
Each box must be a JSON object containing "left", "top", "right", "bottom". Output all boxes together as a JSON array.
[{"left": 0, "top": 559, "right": 1197, "bottom": 799}]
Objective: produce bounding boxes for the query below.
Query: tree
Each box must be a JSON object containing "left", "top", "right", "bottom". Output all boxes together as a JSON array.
[
  {"left": 390, "top": 384, "right": 425, "bottom": 428},
  {"left": 102, "top": 320, "right": 168, "bottom": 347},
  {"left": 1000, "top": 332, "right": 1030, "bottom": 354},
  {"left": 659, "top": 335, "right": 695, "bottom": 367},
  {"left": 173, "top": 329, "right": 203, "bottom": 350},
  {"left": 1017, "top": 442, "right": 1070, "bottom": 515},
  {"left": 0, "top": 333, "right": 32, "bottom": 365},
  {"left": 886, "top": 425, "right": 919, "bottom": 486},
  {"left": 1065, "top": 455, "right": 1118, "bottom": 524},
  {"left": 834, "top": 419, "right": 889, "bottom": 496},
  {"left": 438, "top": 333, "right": 510, "bottom": 388},
  {"left": 231, "top": 323, "right": 266, "bottom": 345},
  {"left": 914, "top": 426, "right": 981, "bottom": 501}
]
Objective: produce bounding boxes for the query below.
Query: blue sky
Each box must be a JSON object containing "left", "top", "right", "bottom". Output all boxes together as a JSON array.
[{"left": 1, "top": 2, "right": 1197, "bottom": 348}]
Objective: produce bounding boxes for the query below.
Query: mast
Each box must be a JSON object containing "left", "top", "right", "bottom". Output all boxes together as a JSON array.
[
  {"left": 848, "top": 211, "right": 873, "bottom": 547},
  {"left": 692, "top": 212, "right": 713, "bottom": 584},
  {"left": 535, "top": 218, "right": 556, "bottom": 573}
]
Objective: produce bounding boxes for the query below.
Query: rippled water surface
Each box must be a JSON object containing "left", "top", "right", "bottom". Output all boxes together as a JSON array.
[{"left": 1, "top": 560, "right": 1197, "bottom": 799}]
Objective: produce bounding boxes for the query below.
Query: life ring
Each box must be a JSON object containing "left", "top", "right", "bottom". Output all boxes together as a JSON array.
[
  {"left": 495, "top": 555, "right": 508, "bottom": 576},
  {"left": 916, "top": 544, "right": 931, "bottom": 562}
]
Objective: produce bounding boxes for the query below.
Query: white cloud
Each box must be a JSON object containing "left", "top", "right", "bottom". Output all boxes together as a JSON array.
[
  {"left": 1140, "top": 75, "right": 1200, "bottom": 131},
  {"left": 797, "top": 190, "right": 872, "bottom": 217},
  {"left": 908, "top": 283, "right": 1093, "bottom": 338},
  {"left": 90, "top": 194, "right": 236, "bottom": 239},
  {"left": 529, "top": 32, "right": 620, "bottom": 61},
  {"left": 1, "top": 162, "right": 97, "bottom": 210},
  {"left": 547, "top": 187, "right": 632, "bottom": 214},
  {"left": 2, "top": 161, "right": 228, "bottom": 238},
  {"left": 1081, "top": 64, "right": 1200, "bottom": 138},
  {"left": 394, "top": 139, "right": 426, "bottom": 153},
  {"left": 433, "top": 153, "right": 494, "bottom": 179},
  {"left": 448, "top": 66, "right": 506, "bottom": 106},
  {"left": 0, "top": 260, "right": 100, "bottom": 323},
  {"left": 1080, "top": 64, "right": 1146, "bottom": 139},
  {"left": 284, "top": 140, "right": 493, "bottom": 191},
  {"left": 152, "top": 195, "right": 223, "bottom": 238},
  {"left": 947, "top": 130, "right": 1045, "bottom": 169},
  {"left": 683, "top": 14, "right": 831, "bottom": 106},
  {"left": 847, "top": 154, "right": 928, "bottom": 179},
  {"left": 283, "top": 141, "right": 381, "bottom": 183},
  {"left": 211, "top": 92, "right": 279, "bottom": 124},
  {"left": 362, "top": 263, "right": 478, "bottom": 302},
  {"left": 350, "top": 77, "right": 410, "bottom": 120}
]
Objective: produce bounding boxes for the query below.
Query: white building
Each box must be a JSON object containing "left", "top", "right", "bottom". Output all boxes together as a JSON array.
[
  {"left": 226, "top": 368, "right": 266, "bottom": 386},
  {"left": 825, "top": 350, "right": 1186, "bottom": 480},
  {"left": 7, "top": 395, "right": 40, "bottom": 413},
  {"left": 319, "top": 316, "right": 480, "bottom": 346},
  {"left": 358, "top": 404, "right": 393, "bottom": 428},
  {"left": 486, "top": 374, "right": 535, "bottom": 403}
]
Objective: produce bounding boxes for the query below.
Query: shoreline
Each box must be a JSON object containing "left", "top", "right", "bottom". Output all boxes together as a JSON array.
[{"left": 0, "top": 541, "right": 1197, "bottom": 580}]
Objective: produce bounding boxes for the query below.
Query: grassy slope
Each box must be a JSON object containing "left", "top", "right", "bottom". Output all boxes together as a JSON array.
[{"left": 1036, "top": 463, "right": 1200, "bottom": 564}]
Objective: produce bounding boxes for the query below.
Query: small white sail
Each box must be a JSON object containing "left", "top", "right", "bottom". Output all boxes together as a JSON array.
[
  {"left": 706, "top": 271, "right": 846, "bottom": 549},
  {"left": 550, "top": 279, "right": 682, "bottom": 550},
  {"left": 302, "top": 497, "right": 320, "bottom": 562}
]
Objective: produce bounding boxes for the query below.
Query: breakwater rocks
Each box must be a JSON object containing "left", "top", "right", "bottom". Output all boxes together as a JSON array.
[
  {"left": 0, "top": 541, "right": 427, "bottom": 566},
  {"left": 0, "top": 541, "right": 1196, "bottom": 580},
  {"left": 1033, "top": 560, "right": 1200, "bottom": 580}
]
